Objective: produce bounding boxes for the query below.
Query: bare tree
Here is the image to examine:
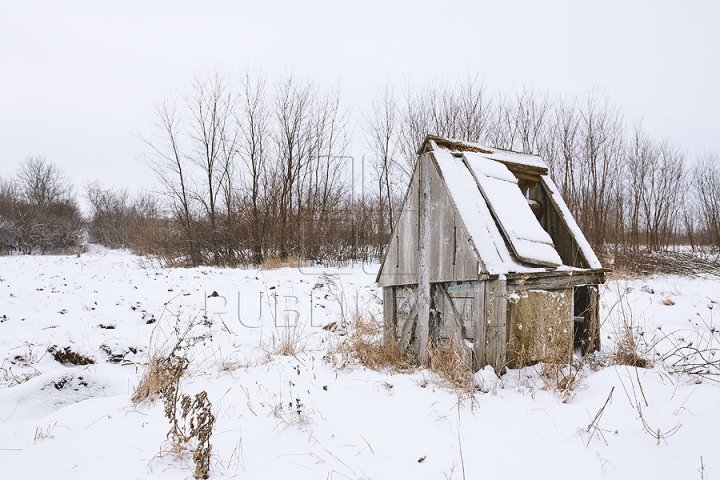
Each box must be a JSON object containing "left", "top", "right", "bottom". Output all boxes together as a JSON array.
[
  {"left": 575, "top": 89, "right": 625, "bottom": 246},
  {"left": 271, "top": 74, "right": 313, "bottom": 257},
  {"left": 693, "top": 152, "right": 720, "bottom": 249},
  {"left": 543, "top": 95, "right": 580, "bottom": 214},
  {"left": 642, "top": 140, "right": 685, "bottom": 251},
  {"left": 139, "top": 96, "right": 199, "bottom": 264},
  {"left": 363, "top": 84, "right": 401, "bottom": 245},
  {"left": 186, "top": 72, "right": 239, "bottom": 262},
  {"left": 18, "top": 155, "right": 73, "bottom": 206},
  {"left": 514, "top": 87, "right": 552, "bottom": 155},
  {"left": 238, "top": 69, "right": 271, "bottom": 264}
]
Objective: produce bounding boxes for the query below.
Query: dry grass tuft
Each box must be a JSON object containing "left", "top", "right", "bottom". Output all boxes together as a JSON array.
[
  {"left": 328, "top": 313, "right": 414, "bottom": 372},
  {"left": 612, "top": 310, "right": 652, "bottom": 369},
  {"left": 266, "top": 313, "right": 306, "bottom": 357},
  {"left": 132, "top": 309, "right": 208, "bottom": 403},
  {"left": 261, "top": 254, "right": 303, "bottom": 270},
  {"left": 133, "top": 352, "right": 189, "bottom": 403},
  {"left": 428, "top": 334, "right": 475, "bottom": 393}
]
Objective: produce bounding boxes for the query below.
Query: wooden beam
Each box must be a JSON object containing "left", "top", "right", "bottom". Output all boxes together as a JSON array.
[
  {"left": 417, "top": 153, "right": 431, "bottom": 363},
  {"left": 473, "top": 282, "right": 486, "bottom": 371},
  {"left": 587, "top": 286, "right": 601, "bottom": 353},
  {"left": 383, "top": 287, "right": 396, "bottom": 347},
  {"left": 437, "top": 283, "right": 463, "bottom": 341},
  {"left": 485, "top": 277, "right": 507, "bottom": 374},
  {"left": 398, "top": 297, "right": 418, "bottom": 351},
  {"left": 505, "top": 269, "right": 607, "bottom": 292}
]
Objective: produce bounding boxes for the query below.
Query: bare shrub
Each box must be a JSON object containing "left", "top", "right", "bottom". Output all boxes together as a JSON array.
[
  {"left": 270, "top": 318, "right": 305, "bottom": 357},
  {"left": 162, "top": 388, "right": 215, "bottom": 479},
  {"left": 133, "top": 308, "right": 209, "bottom": 403},
  {"left": 133, "top": 351, "right": 189, "bottom": 404},
  {"left": 616, "top": 367, "right": 682, "bottom": 445},
  {"left": 271, "top": 395, "right": 312, "bottom": 428},
  {"left": 0, "top": 157, "right": 81, "bottom": 254},
  {"left": 660, "top": 312, "right": 720, "bottom": 382},
  {"left": 606, "top": 286, "right": 653, "bottom": 368},
  {"left": 136, "top": 307, "right": 215, "bottom": 479},
  {"left": 613, "top": 319, "right": 651, "bottom": 368}
]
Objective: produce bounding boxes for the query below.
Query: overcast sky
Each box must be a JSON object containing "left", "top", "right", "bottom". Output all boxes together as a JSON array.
[{"left": 1, "top": 0, "right": 718, "bottom": 195}]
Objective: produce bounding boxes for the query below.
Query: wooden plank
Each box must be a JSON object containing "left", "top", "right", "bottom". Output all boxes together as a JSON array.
[
  {"left": 473, "top": 281, "right": 486, "bottom": 371},
  {"left": 587, "top": 286, "right": 601, "bottom": 353},
  {"left": 398, "top": 296, "right": 418, "bottom": 351},
  {"left": 383, "top": 287, "right": 396, "bottom": 347},
  {"left": 417, "top": 153, "right": 431, "bottom": 363},
  {"left": 428, "top": 162, "right": 456, "bottom": 282},
  {"left": 506, "top": 269, "right": 606, "bottom": 291},
  {"left": 450, "top": 208, "right": 481, "bottom": 282},
  {"left": 485, "top": 278, "right": 507, "bottom": 374},
  {"left": 378, "top": 165, "right": 420, "bottom": 287},
  {"left": 437, "top": 283, "right": 463, "bottom": 343}
]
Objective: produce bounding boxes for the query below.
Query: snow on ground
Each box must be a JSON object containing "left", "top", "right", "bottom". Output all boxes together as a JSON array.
[{"left": 1, "top": 249, "right": 719, "bottom": 479}]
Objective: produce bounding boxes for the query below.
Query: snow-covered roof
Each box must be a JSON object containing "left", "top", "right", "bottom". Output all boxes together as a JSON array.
[
  {"left": 375, "top": 135, "right": 602, "bottom": 285},
  {"left": 427, "top": 135, "right": 601, "bottom": 274},
  {"left": 433, "top": 149, "right": 558, "bottom": 275}
]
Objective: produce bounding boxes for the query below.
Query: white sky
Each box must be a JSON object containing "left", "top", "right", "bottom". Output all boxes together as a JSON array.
[{"left": 1, "top": 0, "right": 718, "bottom": 194}]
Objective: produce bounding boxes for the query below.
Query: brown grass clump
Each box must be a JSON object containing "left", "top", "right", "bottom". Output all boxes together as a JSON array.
[
  {"left": 428, "top": 334, "right": 475, "bottom": 393},
  {"left": 132, "top": 352, "right": 189, "bottom": 403},
  {"left": 614, "top": 327, "right": 651, "bottom": 368},
  {"left": 328, "top": 314, "right": 414, "bottom": 372},
  {"left": 330, "top": 314, "right": 477, "bottom": 393},
  {"left": 606, "top": 285, "right": 653, "bottom": 369}
]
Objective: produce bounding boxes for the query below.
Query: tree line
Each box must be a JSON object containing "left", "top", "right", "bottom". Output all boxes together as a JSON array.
[
  {"left": 2, "top": 72, "right": 718, "bottom": 265},
  {"left": 366, "top": 79, "right": 720, "bottom": 259}
]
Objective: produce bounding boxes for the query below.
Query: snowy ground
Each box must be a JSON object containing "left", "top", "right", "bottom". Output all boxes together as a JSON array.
[{"left": 1, "top": 249, "right": 718, "bottom": 479}]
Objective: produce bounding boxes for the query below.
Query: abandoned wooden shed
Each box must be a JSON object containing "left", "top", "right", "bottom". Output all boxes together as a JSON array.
[{"left": 376, "top": 135, "right": 606, "bottom": 373}]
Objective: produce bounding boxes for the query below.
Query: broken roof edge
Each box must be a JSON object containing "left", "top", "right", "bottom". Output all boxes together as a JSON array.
[
  {"left": 418, "top": 134, "right": 549, "bottom": 175},
  {"left": 539, "top": 175, "right": 603, "bottom": 269}
]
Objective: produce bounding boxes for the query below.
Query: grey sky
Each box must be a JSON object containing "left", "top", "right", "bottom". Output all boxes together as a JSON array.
[{"left": 1, "top": 0, "right": 718, "bottom": 193}]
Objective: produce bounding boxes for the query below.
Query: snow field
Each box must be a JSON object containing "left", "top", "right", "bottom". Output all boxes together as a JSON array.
[{"left": 0, "top": 249, "right": 718, "bottom": 479}]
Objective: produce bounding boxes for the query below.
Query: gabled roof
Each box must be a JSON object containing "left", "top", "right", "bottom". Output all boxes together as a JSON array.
[{"left": 376, "top": 135, "right": 601, "bottom": 286}]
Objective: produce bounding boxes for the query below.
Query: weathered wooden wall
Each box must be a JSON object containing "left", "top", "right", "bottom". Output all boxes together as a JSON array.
[
  {"left": 377, "top": 152, "right": 479, "bottom": 288},
  {"left": 378, "top": 165, "right": 420, "bottom": 287},
  {"left": 383, "top": 286, "right": 395, "bottom": 346},
  {"left": 378, "top": 142, "right": 605, "bottom": 373},
  {"left": 428, "top": 155, "right": 479, "bottom": 283}
]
